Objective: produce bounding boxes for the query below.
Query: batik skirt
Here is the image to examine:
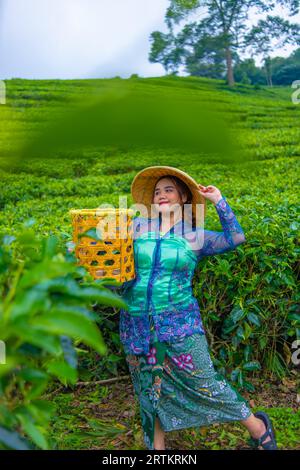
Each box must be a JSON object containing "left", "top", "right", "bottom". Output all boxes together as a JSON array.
[{"left": 125, "top": 315, "right": 253, "bottom": 450}]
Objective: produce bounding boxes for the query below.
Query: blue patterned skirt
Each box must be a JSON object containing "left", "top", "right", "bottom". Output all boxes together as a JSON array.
[{"left": 125, "top": 315, "right": 253, "bottom": 450}]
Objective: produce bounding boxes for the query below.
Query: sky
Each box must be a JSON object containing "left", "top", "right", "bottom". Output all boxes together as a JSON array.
[{"left": 0, "top": 0, "right": 299, "bottom": 80}]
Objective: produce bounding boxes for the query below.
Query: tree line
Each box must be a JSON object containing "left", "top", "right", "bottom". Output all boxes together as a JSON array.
[{"left": 149, "top": 0, "right": 300, "bottom": 86}]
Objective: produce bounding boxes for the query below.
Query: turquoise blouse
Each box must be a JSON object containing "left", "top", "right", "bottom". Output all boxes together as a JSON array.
[{"left": 119, "top": 196, "right": 246, "bottom": 356}]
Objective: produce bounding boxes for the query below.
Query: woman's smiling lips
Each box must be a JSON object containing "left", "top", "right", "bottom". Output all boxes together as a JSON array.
[{"left": 159, "top": 201, "right": 169, "bottom": 205}]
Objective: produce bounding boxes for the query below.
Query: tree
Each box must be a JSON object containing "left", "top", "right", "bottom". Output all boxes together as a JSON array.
[
  {"left": 271, "top": 48, "right": 300, "bottom": 85},
  {"left": 233, "top": 48, "right": 300, "bottom": 85},
  {"left": 149, "top": 31, "right": 183, "bottom": 74},
  {"left": 233, "top": 58, "right": 265, "bottom": 85},
  {"left": 185, "top": 33, "right": 229, "bottom": 79},
  {"left": 176, "top": 21, "right": 234, "bottom": 79},
  {"left": 149, "top": 0, "right": 300, "bottom": 86},
  {"left": 245, "top": 15, "right": 300, "bottom": 86}
]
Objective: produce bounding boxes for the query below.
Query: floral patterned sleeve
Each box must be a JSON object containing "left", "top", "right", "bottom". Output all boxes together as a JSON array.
[{"left": 196, "top": 196, "right": 246, "bottom": 259}]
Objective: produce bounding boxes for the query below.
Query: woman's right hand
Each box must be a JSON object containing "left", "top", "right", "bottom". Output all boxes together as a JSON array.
[{"left": 197, "top": 184, "right": 223, "bottom": 206}]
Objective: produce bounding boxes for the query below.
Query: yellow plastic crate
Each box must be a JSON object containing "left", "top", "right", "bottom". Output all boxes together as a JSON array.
[{"left": 69, "top": 208, "right": 135, "bottom": 282}]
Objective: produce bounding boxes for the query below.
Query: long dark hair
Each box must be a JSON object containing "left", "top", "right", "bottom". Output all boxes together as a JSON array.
[{"left": 153, "top": 175, "right": 196, "bottom": 230}]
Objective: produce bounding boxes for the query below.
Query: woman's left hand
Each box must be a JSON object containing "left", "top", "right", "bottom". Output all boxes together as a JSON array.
[{"left": 197, "top": 184, "right": 223, "bottom": 205}]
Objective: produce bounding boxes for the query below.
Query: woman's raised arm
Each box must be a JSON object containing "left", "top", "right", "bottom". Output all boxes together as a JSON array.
[{"left": 196, "top": 195, "right": 246, "bottom": 258}]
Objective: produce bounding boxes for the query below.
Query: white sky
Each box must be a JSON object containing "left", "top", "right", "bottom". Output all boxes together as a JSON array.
[{"left": 0, "top": 0, "right": 299, "bottom": 80}]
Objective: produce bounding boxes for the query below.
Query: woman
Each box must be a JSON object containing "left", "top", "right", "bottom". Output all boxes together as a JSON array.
[{"left": 119, "top": 166, "right": 277, "bottom": 451}]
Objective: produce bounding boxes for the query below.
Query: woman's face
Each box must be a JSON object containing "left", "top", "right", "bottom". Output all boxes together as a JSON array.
[{"left": 152, "top": 177, "right": 187, "bottom": 216}]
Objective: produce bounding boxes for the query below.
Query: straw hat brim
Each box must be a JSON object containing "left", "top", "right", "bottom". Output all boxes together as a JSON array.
[{"left": 131, "top": 166, "right": 206, "bottom": 224}]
